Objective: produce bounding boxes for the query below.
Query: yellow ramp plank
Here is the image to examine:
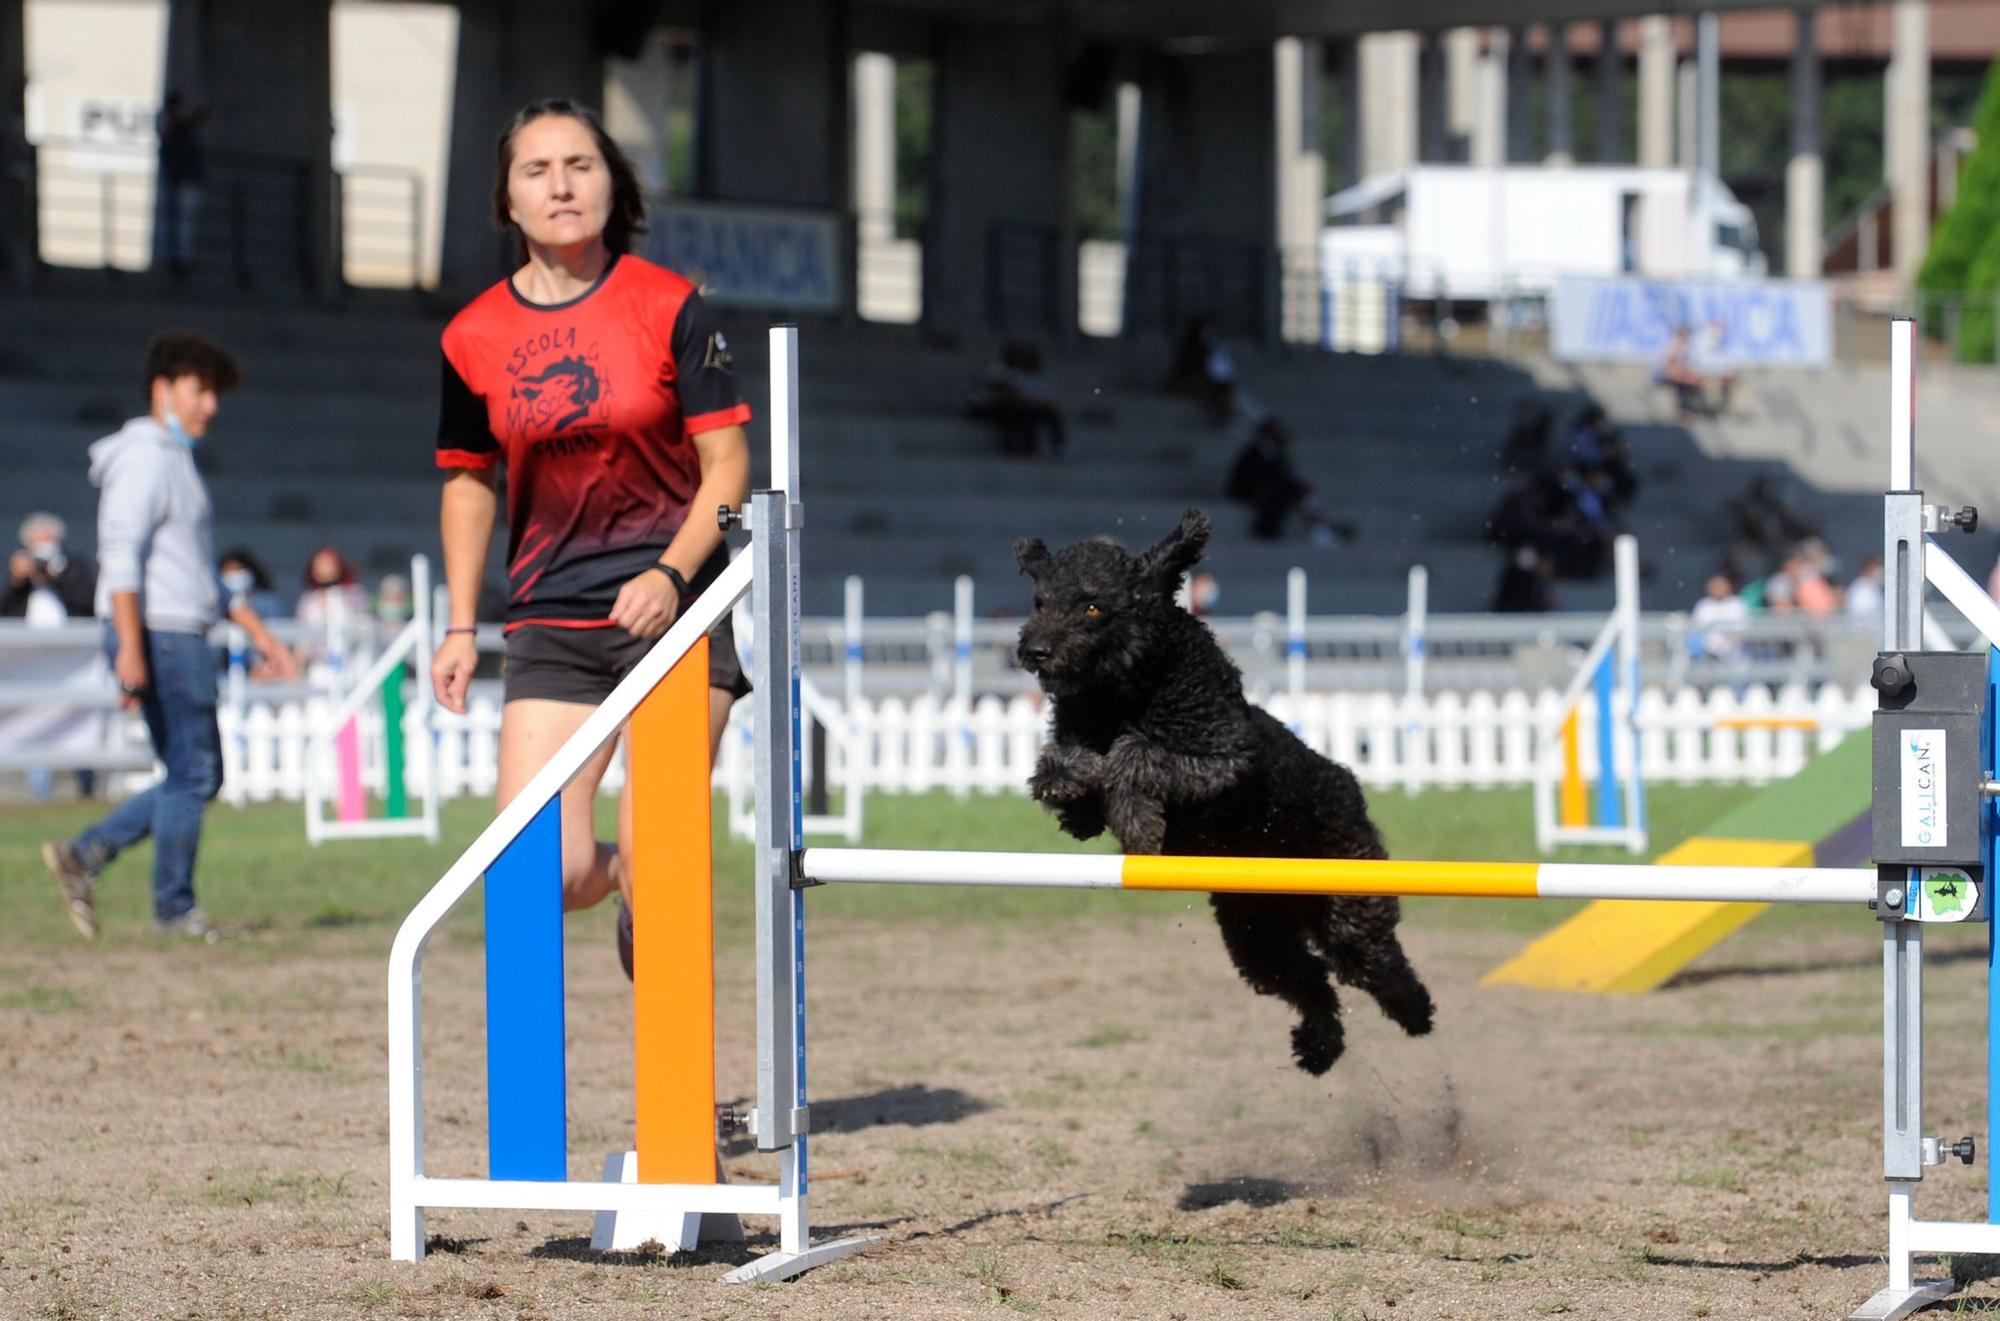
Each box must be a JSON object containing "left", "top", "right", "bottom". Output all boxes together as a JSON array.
[{"left": 1480, "top": 837, "right": 1812, "bottom": 995}]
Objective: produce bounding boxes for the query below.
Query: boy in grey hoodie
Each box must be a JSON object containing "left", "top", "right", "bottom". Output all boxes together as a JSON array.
[{"left": 42, "top": 332, "right": 295, "bottom": 940}]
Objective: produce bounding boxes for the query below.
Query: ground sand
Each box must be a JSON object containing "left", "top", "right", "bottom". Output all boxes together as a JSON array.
[{"left": 5, "top": 900, "right": 1998, "bottom": 1319}]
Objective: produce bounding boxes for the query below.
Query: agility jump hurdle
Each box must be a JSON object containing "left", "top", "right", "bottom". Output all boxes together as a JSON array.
[
  {"left": 304, "top": 555, "right": 440, "bottom": 845},
  {"left": 390, "top": 320, "right": 2000, "bottom": 1316},
  {"left": 1531, "top": 533, "right": 1646, "bottom": 854}
]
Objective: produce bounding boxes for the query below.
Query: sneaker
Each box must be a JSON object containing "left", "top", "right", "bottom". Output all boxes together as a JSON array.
[
  {"left": 155, "top": 907, "right": 220, "bottom": 943},
  {"left": 41, "top": 841, "right": 99, "bottom": 939}
]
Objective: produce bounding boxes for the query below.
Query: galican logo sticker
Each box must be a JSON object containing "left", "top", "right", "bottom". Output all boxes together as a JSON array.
[{"left": 1900, "top": 728, "right": 1946, "bottom": 848}]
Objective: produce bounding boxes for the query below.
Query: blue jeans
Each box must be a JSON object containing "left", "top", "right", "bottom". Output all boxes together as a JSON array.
[{"left": 71, "top": 629, "right": 222, "bottom": 921}]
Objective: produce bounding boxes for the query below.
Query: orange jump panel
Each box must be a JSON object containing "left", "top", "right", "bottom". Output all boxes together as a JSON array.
[{"left": 629, "top": 635, "right": 715, "bottom": 1186}]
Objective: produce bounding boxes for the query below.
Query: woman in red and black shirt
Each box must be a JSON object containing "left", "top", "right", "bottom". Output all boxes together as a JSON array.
[{"left": 430, "top": 99, "right": 749, "bottom": 968}]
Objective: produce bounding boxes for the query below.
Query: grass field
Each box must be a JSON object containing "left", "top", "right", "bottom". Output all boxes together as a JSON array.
[{"left": 4, "top": 781, "right": 1989, "bottom": 1320}]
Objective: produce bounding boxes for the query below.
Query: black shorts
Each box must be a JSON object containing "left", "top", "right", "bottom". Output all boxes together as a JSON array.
[{"left": 502, "top": 550, "right": 752, "bottom": 706}]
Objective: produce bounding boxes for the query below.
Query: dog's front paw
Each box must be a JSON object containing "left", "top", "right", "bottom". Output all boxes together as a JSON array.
[
  {"left": 1055, "top": 798, "right": 1107, "bottom": 841},
  {"left": 1029, "top": 745, "right": 1103, "bottom": 807},
  {"left": 1105, "top": 789, "right": 1166, "bottom": 854}
]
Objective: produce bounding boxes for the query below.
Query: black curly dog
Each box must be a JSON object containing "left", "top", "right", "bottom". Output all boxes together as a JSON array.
[{"left": 1014, "top": 510, "right": 1435, "bottom": 1074}]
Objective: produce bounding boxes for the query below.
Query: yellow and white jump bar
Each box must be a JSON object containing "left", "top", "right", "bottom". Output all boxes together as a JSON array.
[{"left": 800, "top": 849, "right": 1877, "bottom": 905}]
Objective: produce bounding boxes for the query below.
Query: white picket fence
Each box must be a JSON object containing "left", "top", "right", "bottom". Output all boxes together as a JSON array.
[{"left": 210, "top": 680, "right": 1877, "bottom": 807}]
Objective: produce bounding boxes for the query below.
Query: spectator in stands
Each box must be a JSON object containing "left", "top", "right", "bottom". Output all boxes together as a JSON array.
[
  {"left": 1731, "top": 474, "right": 1818, "bottom": 560},
  {"left": 1498, "top": 397, "right": 1553, "bottom": 473},
  {"left": 1847, "top": 554, "right": 1884, "bottom": 632},
  {"left": 6, "top": 513, "right": 100, "bottom": 802},
  {"left": 3, "top": 513, "right": 96, "bottom": 621},
  {"left": 1689, "top": 572, "right": 1749, "bottom": 662},
  {"left": 217, "top": 546, "right": 283, "bottom": 622},
  {"left": 967, "top": 340, "right": 1066, "bottom": 458},
  {"left": 1562, "top": 406, "right": 1639, "bottom": 510},
  {"left": 294, "top": 544, "right": 371, "bottom": 654},
  {"left": 429, "top": 98, "right": 752, "bottom": 984},
  {"left": 1183, "top": 571, "right": 1220, "bottom": 618},
  {"left": 375, "top": 572, "right": 413, "bottom": 624},
  {"left": 1691, "top": 318, "right": 1739, "bottom": 416},
  {"left": 155, "top": 91, "right": 207, "bottom": 274},
  {"left": 1224, "top": 416, "right": 1352, "bottom": 546},
  {"left": 1793, "top": 539, "right": 1843, "bottom": 616},
  {"left": 42, "top": 331, "right": 296, "bottom": 942},
  {"left": 1653, "top": 325, "right": 1708, "bottom": 420},
  {"left": 1491, "top": 546, "right": 1555, "bottom": 612}
]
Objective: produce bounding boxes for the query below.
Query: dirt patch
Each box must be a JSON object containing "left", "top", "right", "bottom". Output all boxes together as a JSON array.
[{"left": 2, "top": 901, "right": 1994, "bottom": 1319}]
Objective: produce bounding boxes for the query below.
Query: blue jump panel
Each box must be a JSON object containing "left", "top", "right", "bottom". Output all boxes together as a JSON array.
[
  {"left": 485, "top": 796, "right": 567, "bottom": 1181},
  {"left": 1593, "top": 654, "right": 1623, "bottom": 828}
]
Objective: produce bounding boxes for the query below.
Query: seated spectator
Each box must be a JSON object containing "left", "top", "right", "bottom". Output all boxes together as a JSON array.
[
  {"left": 1847, "top": 554, "right": 1884, "bottom": 631},
  {"left": 3, "top": 512, "right": 96, "bottom": 622},
  {"left": 1653, "top": 326, "right": 1709, "bottom": 420},
  {"left": 1691, "top": 318, "right": 1739, "bottom": 415},
  {"left": 1731, "top": 475, "right": 1818, "bottom": 558},
  {"left": 1562, "top": 406, "right": 1638, "bottom": 509},
  {"left": 1688, "top": 572, "right": 1748, "bottom": 662},
  {"left": 1491, "top": 546, "right": 1556, "bottom": 613},
  {"left": 1792, "top": 539, "right": 1843, "bottom": 616},
  {"left": 375, "top": 572, "right": 413, "bottom": 624},
  {"left": 217, "top": 546, "right": 284, "bottom": 622},
  {"left": 1499, "top": 397, "right": 1553, "bottom": 473},
  {"left": 967, "top": 340, "right": 1066, "bottom": 459},
  {"left": 295, "top": 544, "right": 371, "bottom": 652},
  {"left": 1225, "top": 417, "right": 1353, "bottom": 546}
]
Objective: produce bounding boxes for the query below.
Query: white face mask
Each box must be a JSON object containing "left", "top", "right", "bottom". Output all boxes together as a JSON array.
[
  {"left": 221, "top": 569, "right": 255, "bottom": 594},
  {"left": 164, "top": 411, "right": 196, "bottom": 448}
]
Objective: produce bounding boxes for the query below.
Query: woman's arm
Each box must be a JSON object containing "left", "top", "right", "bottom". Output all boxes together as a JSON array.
[
  {"left": 432, "top": 467, "right": 497, "bottom": 711},
  {"left": 608, "top": 424, "right": 750, "bottom": 639}
]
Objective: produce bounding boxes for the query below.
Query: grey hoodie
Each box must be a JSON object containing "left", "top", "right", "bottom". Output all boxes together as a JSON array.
[{"left": 88, "top": 416, "right": 221, "bottom": 634}]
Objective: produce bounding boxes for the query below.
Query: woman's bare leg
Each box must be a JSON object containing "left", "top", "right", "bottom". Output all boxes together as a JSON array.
[{"left": 497, "top": 697, "right": 620, "bottom": 912}]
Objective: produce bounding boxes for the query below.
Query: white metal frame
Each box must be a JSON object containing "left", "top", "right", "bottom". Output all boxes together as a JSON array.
[
  {"left": 1531, "top": 534, "right": 1646, "bottom": 854},
  {"left": 304, "top": 555, "right": 440, "bottom": 845}
]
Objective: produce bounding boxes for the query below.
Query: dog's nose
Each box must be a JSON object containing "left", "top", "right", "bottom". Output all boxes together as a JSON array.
[{"left": 1019, "top": 643, "right": 1052, "bottom": 669}]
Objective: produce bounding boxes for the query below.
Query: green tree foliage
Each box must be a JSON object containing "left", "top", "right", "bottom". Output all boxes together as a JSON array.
[{"left": 1918, "top": 58, "right": 2000, "bottom": 360}]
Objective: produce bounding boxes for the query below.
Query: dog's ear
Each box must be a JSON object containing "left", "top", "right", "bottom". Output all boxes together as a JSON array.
[
  {"left": 1138, "top": 508, "right": 1210, "bottom": 590},
  {"left": 1014, "top": 537, "right": 1052, "bottom": 579}
]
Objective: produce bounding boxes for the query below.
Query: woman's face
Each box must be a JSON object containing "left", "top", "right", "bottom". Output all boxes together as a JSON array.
[
  {"left": 505, "top": 115, "right": 611, "bottom": 254},
  {"left": 311, "top": 551, "right": 341, "bottom": 585}
]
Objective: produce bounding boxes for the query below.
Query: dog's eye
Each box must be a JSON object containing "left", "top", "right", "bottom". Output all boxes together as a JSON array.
[
  {"left": 1083, "top": 603, "right": 1101, "bottom": 618},
  {"left": 1032, "top": 595, "right": 1044, "bottom": 611}
]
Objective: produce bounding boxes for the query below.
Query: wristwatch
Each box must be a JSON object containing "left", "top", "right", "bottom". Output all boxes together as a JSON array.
[{"left": 649, "top": 562, "right": 691, "bottom": 597}]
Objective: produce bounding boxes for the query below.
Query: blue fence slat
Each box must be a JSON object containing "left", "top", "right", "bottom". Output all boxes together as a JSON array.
[
  {"left": 485, "top": 796, "right": 567, "bottom": 1181},
  {"left": 1593, "top": 654, "right": 1623, "bottom": 829}
]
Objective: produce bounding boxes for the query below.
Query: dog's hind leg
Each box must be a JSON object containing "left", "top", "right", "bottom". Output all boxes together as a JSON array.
[
  {"left": 1210, "top": 894, "right": 1346, "bottom": 1075},
  {"left": 1319, "top": 897, "right": 1435, "bottom": 1038}
]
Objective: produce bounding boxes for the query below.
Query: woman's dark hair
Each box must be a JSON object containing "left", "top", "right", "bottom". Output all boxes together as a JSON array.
[
  {"left": 143, "top": 331, "right": 241, "bottom": 398},
  {"left": 492, "top": 98, "right": 646, "bottom": 258},
  {"left": 217, "top": 545, "right": 273, "bottom": 591},
  {"left": 303, "top": 544, "right": 359, "bottom": 591}
]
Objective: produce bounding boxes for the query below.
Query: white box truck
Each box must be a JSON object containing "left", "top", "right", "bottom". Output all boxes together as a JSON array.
[{"left": 1321, "top": 165, "right": 1767, "bottom": 302}]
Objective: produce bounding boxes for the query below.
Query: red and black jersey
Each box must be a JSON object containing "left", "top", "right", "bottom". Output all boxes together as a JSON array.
[{"left": 435, "top": 254, "right": 750, "bottom": 630}]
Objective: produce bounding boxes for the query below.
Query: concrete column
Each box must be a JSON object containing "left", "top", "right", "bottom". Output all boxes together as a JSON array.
[
  {"left": 1786, "top": 7, "right": 1823, "bottom": 278},
  {"left": 1130, "top": 44, "right": 1278, "bottom": 342},
  {"left": 1418, "top": 33, "right": 1447, "bottom": 163},
  {"left": 1116, "top": 81, "right": 1141, "bottom": 235},
  {"left": 163, "top": 0, "right": 339, "bottom": 294},
  {"left": 1637, "top": 15, "right": 1674, "bottom": 169},
  {"left": 1696, "top": 11, "right": 1720, "bottom": 182},
  {"left": 1330, "top": 37, "right": 1361, "bottom": 190},
  {"left": 1471, "top": 28, "right": 1508, "bottom": 169},
  {"left": 0, "top": 0, "right": 31, "bottom": 287},
  {"left": 1676, "top": 58, "right": 1698, "bottom": 169},
  {"left": 1276, "top": 37, "right": 1324, "bottom": 343},
  {"left": 1595, "top": 18, "right": 1625, "bottom": 164},
  {"left": 1505, "top": 26, "right": 1532, "bottom": 164},
  {"left": 1358, "top": 31, "right": 1417, "bottom": 178},
  {"left": 925, "top": 16, "right": 1070, "bottom": 339},
  {"left": 1889, "top": 0, "right": 1930, "bottom": 283},
  {"left": 852, "top": 52, "right": 895, "bottom": 243},
  {"left": 699, "top": 0, "right": 843, "bottom": 208},
  {"left": 1544, "top": 23, "right": 1573, "bottom": 166},
  {"left": 1444, "top": 28, "right": 1480, "bottom": 156}
]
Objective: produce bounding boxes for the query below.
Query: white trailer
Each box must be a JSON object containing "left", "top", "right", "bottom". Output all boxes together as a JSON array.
[{"left": 1322, "top": 165, "right": 1766, "bottom": 303}]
